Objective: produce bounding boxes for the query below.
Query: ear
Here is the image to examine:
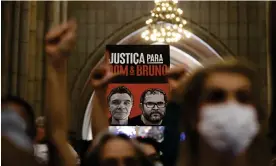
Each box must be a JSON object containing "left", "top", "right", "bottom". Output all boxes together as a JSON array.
[
  {"left": 107, "top": 101, "right": 112, "bottom": 111},
  {"left": 139, "top": 103, "right": 144, "bottom": 112}
]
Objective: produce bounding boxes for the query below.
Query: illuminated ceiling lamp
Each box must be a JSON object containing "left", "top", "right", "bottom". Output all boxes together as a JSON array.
[{"left": 141, "top": 0, "right": 191, "bottom": 43}]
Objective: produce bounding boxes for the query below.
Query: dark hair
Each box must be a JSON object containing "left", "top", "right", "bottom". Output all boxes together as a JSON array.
[
  {"left": 107, "top": 86, "right": 133, "bottom": 103},
  {"left": 117, "top": 133, "right": 130, "bottom": 140},
  {"left": 83, "top": 132, "right": 153, "bottom": 166},
  {"left": 136, "top": 137, "right": 160, "bottom": 153},
  {"left": 2, "top": 95, "right": 36, "bottom": 140},
  {"left": 140, "top": 88, "right": 167, "bottom": 104},
  {"left": 173, "top": 58, "right": 267, "bottom": 166}
]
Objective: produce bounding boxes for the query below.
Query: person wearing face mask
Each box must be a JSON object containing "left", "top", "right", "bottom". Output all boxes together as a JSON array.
[
  {"left": 165, "top": 59, "right": 269, "bottom": 166},
  {"left": 129, "top": 89, "right": 167, "bottom": 126},
  {"left": 1, "top": 95, "right": 37, "bottom": 152},
  {"left": 107, "top": 86, "right": 134, "bottom": 125}
]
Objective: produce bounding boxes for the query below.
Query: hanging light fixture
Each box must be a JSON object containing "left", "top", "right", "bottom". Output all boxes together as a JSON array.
[{"left": 141, "top": 0, "right": 191, "bottom": 43}]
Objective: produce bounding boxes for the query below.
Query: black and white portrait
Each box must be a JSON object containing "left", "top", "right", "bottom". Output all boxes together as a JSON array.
[
  {"left": 129, "top": 88, "right": 167, "bottom": 126},
  {"left": 108, "top": 86, "right": 133, "bottom": 125}
]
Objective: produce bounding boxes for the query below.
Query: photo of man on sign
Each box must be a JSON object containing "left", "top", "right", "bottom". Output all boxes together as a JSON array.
[
  {"left": 129, "top": 88, "right": 167, "bottom": 126},
  {"left": 107, "top": 86, "right": 134, "bottom": 125}
]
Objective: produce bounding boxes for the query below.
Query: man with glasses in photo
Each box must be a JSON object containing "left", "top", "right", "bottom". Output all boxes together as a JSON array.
[{"left": 129, "top": 89, "right": 167, "bottom": 126}]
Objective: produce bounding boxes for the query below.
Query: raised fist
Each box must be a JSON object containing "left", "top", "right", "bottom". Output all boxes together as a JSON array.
[
  {"left": 45, "top": 19, "right": 77, "bottom": 65},
  {"left": 166, "top": 66, "right": 188, "bottom": 90},
  {"left": 90, "top": 52, "right": 120, "bottom": 89}
]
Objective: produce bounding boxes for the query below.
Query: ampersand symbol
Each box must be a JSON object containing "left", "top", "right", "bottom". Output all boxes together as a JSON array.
[{"left": 129, "top": 66, "right": 135, "bottom": 75}]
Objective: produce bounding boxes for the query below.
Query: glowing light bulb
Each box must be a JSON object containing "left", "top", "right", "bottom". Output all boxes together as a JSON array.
[
  {"left": 176, "top": 17, "right": 180, "bottom": 22},
  {"left": 162, "top": 7, "right": 166, "bottom": 11},
  {"left": 168, "top": 7, "right": 172, "bottom": 11},
  {"left": 177, "top": 9, "right": 183, "bottom": 14},
  {"left": 178, "top": 28, "right": 182, "bottom": 32},
  {"left": 184, "top": 30, "right": 192, "bottom": 38},
  {"left": 167, "top": 32, "right": 171, "bottom": 36},
  {"left": 171, "top": 14, "right": 175, "bottom": 18},
  {"left": 146, "top": 19, "right": 152, "bottom": 24},
  {"left": 157, "top": 7, "right": 160, "bottom": 11},
  {"left": 173, "top": 25, "right": 178, "bottom": 29},
  {"left": 152, "top": 13, "right": 155, "bottom": 16},
  {"left": 179, "top": 24, "right": 183, "bottom": 27},
  {"left": 183, "top": 20, "right": 187, "bottom": 25},
  {"left": 141, "top": 32, "right": 146, "bottom": 38},
  {"left": 176, "top": 33, "right": 182, "bottom": 39},
  {"left": 172, "top": 0, "right": 178, "bottom": 4},
  {"left": 145, "top": 37, "right": 149, "bottom": 41},
  {"left": 151, "top": 35, "right": 157, "bottom": 41},
  {"left": 166, "top": 14, "right": 170, "bottom": 19}
]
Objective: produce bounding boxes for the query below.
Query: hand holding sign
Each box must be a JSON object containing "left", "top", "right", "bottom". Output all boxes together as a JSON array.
[
  {"left": 89, "top": 52, "right": 121, "bottom": 140},
  {"left": 90, "top": 52, "right": 121, "bottom": 89},
  {"left": 166, "top": 66, "right": 188, "bottom": 91}
]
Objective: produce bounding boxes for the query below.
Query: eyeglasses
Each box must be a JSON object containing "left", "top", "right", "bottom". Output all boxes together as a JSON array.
[
  {"left": 99, "top": 157, "right": 140, "bottom": 166},
  {"left": 202, "top": 88, "right": 252, "bottom": 104},
  {"left": 144, "top": 102, "right": 166, "bottom": 108}
]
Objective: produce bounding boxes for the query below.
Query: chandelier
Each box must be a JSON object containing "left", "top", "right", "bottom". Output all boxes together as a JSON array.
[{"left": 141, "top": 0, "right": 191, "bottom": 43}]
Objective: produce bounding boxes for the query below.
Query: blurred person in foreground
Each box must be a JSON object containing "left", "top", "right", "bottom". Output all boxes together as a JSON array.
[
  {"left": 33, "top": 116, "right": 80, "bottom": 165},
  {"left": 2, "top": 96, "right": 37, "bottom": 152},
  {"left": 83, "top": 132, "right": 153, "bottom": 166},
  {"left": 136, "top": 137, "right": 163, "bottom": 166},
  {"left": 166, "top": 58, "right": 269, "bottom": 166},
  {"left": 2, "top": 18, "right": 78, "bottom": 166},
  {"left": 44, "top": 19, "right": 78, "bottom": 166},
  {"left": 2, "top": 96, "right": 39, "bottom": 166}
]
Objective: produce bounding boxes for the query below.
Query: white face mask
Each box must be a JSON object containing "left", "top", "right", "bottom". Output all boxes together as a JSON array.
[{"left": 198, "top": 103, "right": 259, "bottom": 155}]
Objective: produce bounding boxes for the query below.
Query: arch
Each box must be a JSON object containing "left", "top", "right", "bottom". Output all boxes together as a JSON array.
[{"left": 72, "top": 14, "right": 234, "bottom": 139}]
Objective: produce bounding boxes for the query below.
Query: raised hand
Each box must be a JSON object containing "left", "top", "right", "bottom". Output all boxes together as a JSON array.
[
  {"left": 45, "top": 20, "right": 78, "bottom": 166},
  {"left": 166, "top": 66, "right": 188, "bottom": 90},
  {"left": 45, "top": 19, "right": 77, "bottom": 67},
  {"left": 88, "top": 52, "right": 120, "bottom": 141},
  {"left": 90, "top": 52, "right": 120, "bottom": 89}
]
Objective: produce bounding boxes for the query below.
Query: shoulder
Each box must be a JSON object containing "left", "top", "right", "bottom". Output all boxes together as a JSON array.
[
  {"left": 129, "top": 115, "right": 144, "bottom": 126},
  {"left": 129, "top": 115, "right": 141, "bottom": 121}
]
